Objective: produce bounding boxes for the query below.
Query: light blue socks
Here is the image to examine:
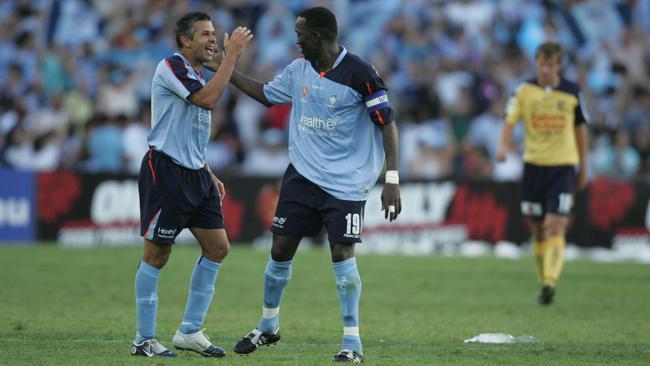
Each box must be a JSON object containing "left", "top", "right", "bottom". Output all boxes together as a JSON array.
[
  {"left": 258, "top": 257, "right": 293, "bottom": 333},
  {"left": 179, "top": 256, "right": 222, "bottom": 334},
  {"left": 333, "top": 257, "right": 362, "bottom": 354},
  {"left": 135, "top": 261, "right": 160, "bottom": 343}
]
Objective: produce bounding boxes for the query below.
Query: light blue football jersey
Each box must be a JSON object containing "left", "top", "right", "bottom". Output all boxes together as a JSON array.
[
  {"left": 148, "top": 52, "right": 211, "bottom": 170},
  {"left": 263, "top": 47, "right": 395, "bottom": 201}
]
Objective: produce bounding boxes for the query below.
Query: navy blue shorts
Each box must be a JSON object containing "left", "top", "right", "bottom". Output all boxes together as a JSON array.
[
  {"left": 138, "top": 149, "right": 224, "bottom": 244},
  {"left": 521, "top": 163, "right": 575, "bottom": 219},
  {"left": 271, "top": 164, "right": 365, "bottom": 244}
]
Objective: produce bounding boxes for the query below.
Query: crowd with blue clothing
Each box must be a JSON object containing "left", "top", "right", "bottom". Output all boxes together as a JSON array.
[{"left": 1, "top": 0, "right": 650, "bottom": 181}]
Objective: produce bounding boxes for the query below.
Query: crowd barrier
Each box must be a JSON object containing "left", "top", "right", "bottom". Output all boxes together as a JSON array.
[{"left": 1, "top": 169, "right": 649, "bottom": 250}]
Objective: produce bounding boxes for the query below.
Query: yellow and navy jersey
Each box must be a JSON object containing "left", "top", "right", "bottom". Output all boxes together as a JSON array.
[{"left": 504, "top": 78, "right": 588, "bottom": 166}]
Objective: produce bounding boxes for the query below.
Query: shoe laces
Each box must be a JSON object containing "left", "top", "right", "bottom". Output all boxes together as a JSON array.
[
  {"left": 246, "top": 328, "right": 263, "bottom": 344},
  {"left": 148, "top": 339, "right": 169, "bottom": 354},
  {"left": 192, "top": 328, "right": 214, "bottom": 349}
]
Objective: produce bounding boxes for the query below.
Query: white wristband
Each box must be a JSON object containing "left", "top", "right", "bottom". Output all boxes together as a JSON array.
[{"left": 385, "top": 170, "right": 399, "bottom": 185}]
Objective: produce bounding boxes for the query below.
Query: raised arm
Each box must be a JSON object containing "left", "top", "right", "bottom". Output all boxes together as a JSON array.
[
  {"left": 230, "top": 70, "right": 273, "bottom": 107},
  {"left": 189, "top": 27, "right": 253, "bottom": 109}
]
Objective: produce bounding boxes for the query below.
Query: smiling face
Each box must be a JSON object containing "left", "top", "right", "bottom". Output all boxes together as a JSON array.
[
  {"left": 181, "top": 20, "right": 217, "bottom": 65},
  {"left": 295, "top": 17, "right": 317, "bottom": 60}
]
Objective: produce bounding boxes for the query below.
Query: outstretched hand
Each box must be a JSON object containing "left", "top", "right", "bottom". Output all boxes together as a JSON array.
[
  {"left": 223, "top": 26, "right": 253, "bottom": 59},
  {"left": 381, "top": 184, "right": 401, "bottom": 222}
]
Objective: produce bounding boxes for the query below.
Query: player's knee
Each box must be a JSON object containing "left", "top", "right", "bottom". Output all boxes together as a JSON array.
[
  {"left": 143, "top": 253, "right": 170, "bottom": 269},
  {"left": 544, "top": 221, "right": 566, "bottom": 237},
  {"left": 330, "top": 243, "right": 355, "bottom": 262},
  {"left": 270, "top": 246, "right": 294, "bottom": 262},
  {"left": 206, "top": 242, "right": 229, "bottom": 261}
]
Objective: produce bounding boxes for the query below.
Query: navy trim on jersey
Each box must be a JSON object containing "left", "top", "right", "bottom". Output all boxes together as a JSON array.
[
  {"left": 319, "top": 50, "right": 395, "bottom": 127},
  {"left": 164, "top": 55, "right": 203, "bottom": 99},
  {"left": 527, "top": 77, "right": 587, "bottom": 126}
]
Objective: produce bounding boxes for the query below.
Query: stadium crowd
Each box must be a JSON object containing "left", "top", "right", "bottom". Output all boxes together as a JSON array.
[{"left": 1, "top": 0, "right": 649, "bottom": 181}]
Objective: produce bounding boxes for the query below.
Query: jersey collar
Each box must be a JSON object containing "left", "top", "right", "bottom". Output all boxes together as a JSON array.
[
  {"left": 311, "top": 46, "right": 347, "bottom": 76},
  {"left": 331, "top": 46, "right": 347, "bottom": 69}
]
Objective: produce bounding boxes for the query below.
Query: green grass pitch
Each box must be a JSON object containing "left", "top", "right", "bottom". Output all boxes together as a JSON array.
[{"left": 1, "top": 244, "right": 649, "bottom": 365}]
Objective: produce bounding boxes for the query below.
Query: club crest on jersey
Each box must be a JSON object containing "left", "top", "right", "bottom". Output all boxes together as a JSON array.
[
  {"left": 329, "top": 95, "right": 337, "bottom": 106},
  {"left": 303, "top": 85, "right": 309, "bottom": 96},
  {"left": 557, "top": 100, "right": 566, "bottom": 111}
]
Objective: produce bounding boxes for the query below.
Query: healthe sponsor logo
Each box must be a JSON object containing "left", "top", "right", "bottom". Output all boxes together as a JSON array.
[{"left": 300, "top": 114, "right": 337, "bottom": 130}]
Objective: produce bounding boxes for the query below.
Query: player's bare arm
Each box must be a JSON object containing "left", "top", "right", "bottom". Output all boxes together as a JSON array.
[
  {"left": 574, "top": 124, "right": 589, "bottom": 190},
  {"left": 230, "top": 70, "right": 273, "bottom": 107},
  {"left": 380, "top": 122, "right": 401, "bottom": 222},
  {"left": 204, "top": 163, "right": 226, "bottom": 199},
  {"left": 496, "top": 123, "right": 514, "bottom": 162},
  {"left": 189, "top": 27, "right": 253, "bottom": 109}
]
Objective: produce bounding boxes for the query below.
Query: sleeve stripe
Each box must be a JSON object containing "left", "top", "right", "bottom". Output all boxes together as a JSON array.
[
  {"left": 374, "top": 110, "right": 385, "bottom": 125},
  {"left": 164, "top": 59, "right": 181, "bottom": 83},
  {"left": 165, "top": 57, "right": 201, "bottom": 92}
]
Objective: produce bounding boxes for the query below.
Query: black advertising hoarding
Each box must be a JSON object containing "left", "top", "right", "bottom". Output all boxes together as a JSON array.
[
  {"left": 570, "top": 178, "right": 650, "bottom": 248},
  {"left": 35, "top": 172, "right": 650, "bottom": 248},
  {"left": 36, "top": 171, "right": 281, "bottom": 246}
]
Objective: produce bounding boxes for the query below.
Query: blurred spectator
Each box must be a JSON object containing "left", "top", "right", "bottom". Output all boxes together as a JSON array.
[
  {"left": 592, "top": 130, "right": 641, "bottom": 180},
  {"left": 0, "top": 0, "right": 648, "bottom": 184},
  {"left": 463, "top": 145, "right": 493, "bottom": 180},
  {"left": 402, "top": 118, "right": 453, "bottom": 180},
  {"left": 493, "top": 140, "right": 524, "bottom": 182},
  {"left": 24, "top": 92, "right": 70, "bottom": 136},
  {"left": 95, "top": 67, "right": 143, "bottom": 118},
  {"left": 241, "top": 128, "right": 290, "bottom": 176},
  {"left": 123, "top": 105, "right": 151, "bottom": 174},
  {"left": 82, "top": 115, "right": 126, "bottom": 172}
]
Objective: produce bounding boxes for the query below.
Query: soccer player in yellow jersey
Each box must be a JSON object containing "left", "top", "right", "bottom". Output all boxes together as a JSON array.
[{"left": 496, "top": 42, "right": 589, "bottom": 305}]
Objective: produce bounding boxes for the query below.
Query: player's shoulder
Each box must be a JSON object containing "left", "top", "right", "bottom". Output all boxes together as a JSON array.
[
  {"left": 286, "top": 57, "right": 309, "bottom": 70},
  {"left": 557, "top": 78, "right": 581, "bottom": 96},
  {"left": 340, "top": 51, "right": 377, "bottom": 78},
  {"left": 155, "top": 54, "right": 183, "bottom": 75},
  {"left": 509, "top": 78, "right": 536, "bottom": 95},
  {"left": 520, "top": 78, "right": 538, "bottom": 89}
]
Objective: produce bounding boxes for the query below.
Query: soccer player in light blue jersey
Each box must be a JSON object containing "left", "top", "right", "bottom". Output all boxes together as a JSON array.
[
  {"left": 227, "top": 7, "right": 402, "bottom": 363},
  {"left": 131, "top": 12, "right": 252, "bottom": 358}
]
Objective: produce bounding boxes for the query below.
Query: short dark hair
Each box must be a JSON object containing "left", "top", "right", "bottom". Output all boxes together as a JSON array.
[
  {"left": 535, "top": 42, "right": 563, "bottom": 61},
  {"left": 175, "top": 12, "right": 212, "bottom": 48},
  {"left": 298, "top": 7, "right": 337, "bottom": 42}
]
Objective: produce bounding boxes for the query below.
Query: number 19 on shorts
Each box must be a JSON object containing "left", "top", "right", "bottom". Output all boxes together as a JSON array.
[{"left": 345, "top": 213, "right": 362, "bottom": 235}]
